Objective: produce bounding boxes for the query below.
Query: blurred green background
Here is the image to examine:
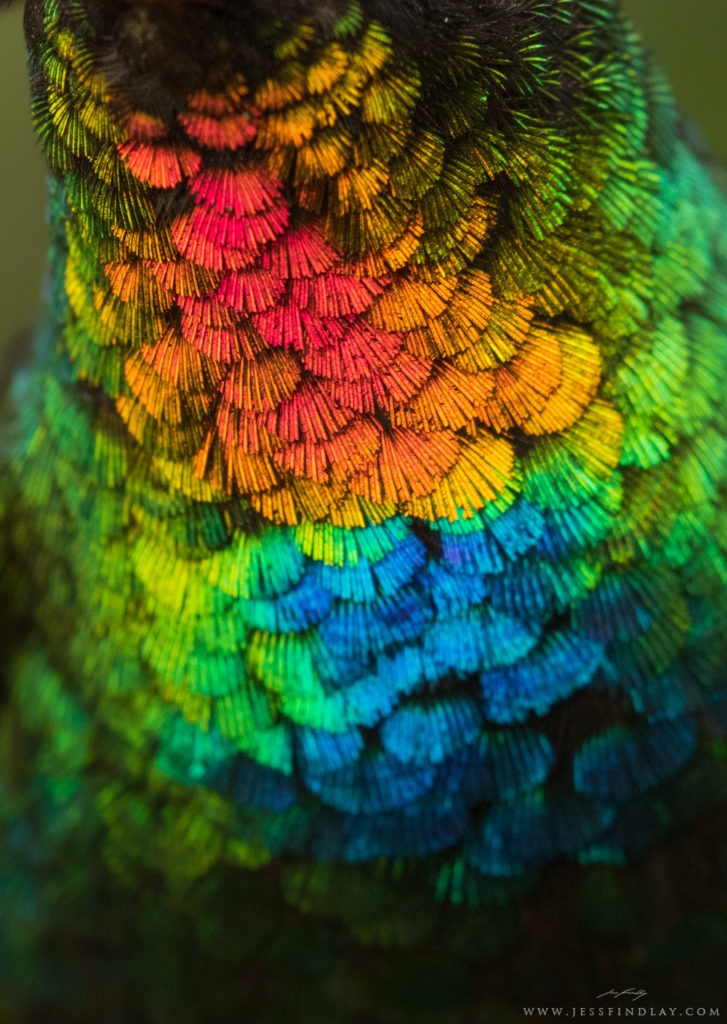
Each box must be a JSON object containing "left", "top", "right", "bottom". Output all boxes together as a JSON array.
[{"left": 1, "top": 1, "right": 725, "bottom": 342}]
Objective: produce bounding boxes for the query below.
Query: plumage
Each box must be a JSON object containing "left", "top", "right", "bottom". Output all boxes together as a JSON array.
[{"left": 1, "top": 0, "right": 726, "bottom": 1019}]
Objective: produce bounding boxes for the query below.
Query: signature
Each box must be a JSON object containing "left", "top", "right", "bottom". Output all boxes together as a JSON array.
[{"left": 597, "top": 989, "right": 647, "bottom": 1002}]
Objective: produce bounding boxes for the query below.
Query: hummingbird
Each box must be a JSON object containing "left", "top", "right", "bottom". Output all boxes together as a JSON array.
[{"left": 1, "top": 0, "right": 726, "bottom": 1019}]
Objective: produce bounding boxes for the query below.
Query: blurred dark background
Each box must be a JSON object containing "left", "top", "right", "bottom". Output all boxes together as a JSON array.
[{"left": 1, "top": 1, "right": 725, "bottom": 343}]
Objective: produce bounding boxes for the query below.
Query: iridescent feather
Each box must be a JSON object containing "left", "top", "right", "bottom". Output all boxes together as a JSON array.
[{"left": 1, "top": 0, "right": 726, "bottom": 1018}]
